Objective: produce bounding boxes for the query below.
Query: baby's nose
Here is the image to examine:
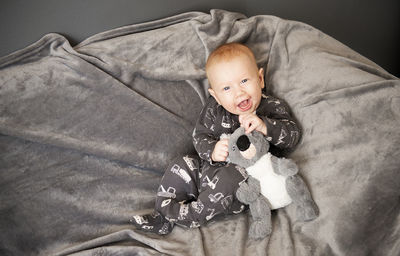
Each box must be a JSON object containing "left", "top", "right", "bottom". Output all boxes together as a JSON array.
[{"left": 235, "top": 87, "right": 246, "bottom": 97}]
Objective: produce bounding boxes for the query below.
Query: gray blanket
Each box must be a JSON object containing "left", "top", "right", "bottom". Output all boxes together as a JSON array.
[{"left": 0, "top": 9, "right": 399, "bottom": 256}]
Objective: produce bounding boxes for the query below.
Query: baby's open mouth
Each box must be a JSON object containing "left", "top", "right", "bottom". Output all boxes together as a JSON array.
[{"left": 238, "top": 99, "right": 252, "bottom": 111}]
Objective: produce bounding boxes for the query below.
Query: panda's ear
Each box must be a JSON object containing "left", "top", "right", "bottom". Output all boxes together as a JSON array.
[
  {"left": 230, "top": 127, "right": 246, "bottom": 144},
  {"left": 251, "top": 130, "right": 265, "bottom": 141},
  {"left": 237, "top": 127, "right": 246, "bottom": 135},
  {"left": 250, "top": 131, "right": 269, "bottom": 152}
]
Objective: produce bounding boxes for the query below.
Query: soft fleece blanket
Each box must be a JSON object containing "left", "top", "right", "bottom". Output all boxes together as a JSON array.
[{"left": 0, "top": 9, "right": 399, "bottom": 256}]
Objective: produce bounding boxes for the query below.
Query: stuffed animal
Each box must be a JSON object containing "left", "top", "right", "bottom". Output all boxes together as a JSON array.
[{"left": 227, "top": 127, "right": 318, "bottom": 239}]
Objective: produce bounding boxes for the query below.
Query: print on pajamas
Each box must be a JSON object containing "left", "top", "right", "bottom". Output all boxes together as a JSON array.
[
  {"left": 141, "top": 225, "right": 154, "bottom": 230},
  {"left": 159, "top": 223, "right": 172, "bottom": 235},
  {"left": 157, "top": 185, "right": 177, "bottom": 198},
  {"left": 191, "top": 200, "right": 205, "bottom": 214},
  {"left": 265, "top": 96, "right": 280, "bottom": 105},
  {"left": 202, "top": 175, "right": 219, "bottom": 189},
  {"left": 132, "top": 215, "right": 149, "bottom": 225},
  {"left": 290, "top": 130, "right": 300, "bottom": 147},
  {"left": 190, "top": 221, "right": 201, "bottom": 228},
  {"left": 210, "top": 124, "right": 215, "bottom": 131},
  {"left": 234, "top": 165, "right": 248, "bottom": 182},
  {"left": 178, "top": 204, "right": 189, "bottom": 220},
  {"left": 233, "top": 205, "right": 246, "bottom": 214},
  {"left": 170, "top": 164, "right": 192, "bottom": 184},
  {"left": 206, "top": 208, "right": 217, "bottom": 221},
  {"left": 192, "top": 131, "right": 200, "bottom": 144},
  {"left": 276, "top": 106, "right": 287, "bottom": 114},
  {"left": 276, "top": 128, "right": 288, "bottom": 146},
  {"left": 183, "top": 155, "right": 197, "bottom": 171},
  {"left": 199, "top": 150, "right": 212, "bottom": 162},
  {"left": 220, "top": 195, "right": 233, "bottom": 210},
  {"left": 208, "top": 192, "right": 224, "bottom": 203},
  {"left": 161, "top": 199, "right": 172, "bottom": 207},
  {"left": 221, "top": 115, "right": 231, "bottom": 128},
  {"left": 205, "top": 107, "right": 216, "bottom": 121}
]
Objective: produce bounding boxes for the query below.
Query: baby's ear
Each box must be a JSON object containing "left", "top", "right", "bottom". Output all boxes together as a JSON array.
[
  {"left": 258, "top": 67, "right": 264, "bottom": 76},
  {"left": 258, "top": 68, "right": 265, "bottom": 88},
  {"left": 208, "top": 88, "right": 215, "bottom": 97},
  {"left": 208, "top": 88, "right": 221, "bottom": 105}
]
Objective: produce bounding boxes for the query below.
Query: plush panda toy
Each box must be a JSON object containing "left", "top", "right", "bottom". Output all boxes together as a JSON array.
[{"left": 227, "top": 127, "right": 319, "bottom": 239}]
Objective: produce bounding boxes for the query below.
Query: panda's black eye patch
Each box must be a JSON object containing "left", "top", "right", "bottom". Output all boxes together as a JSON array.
[{"left": 237, "top": 135, "right": 250, "bottom": 151}]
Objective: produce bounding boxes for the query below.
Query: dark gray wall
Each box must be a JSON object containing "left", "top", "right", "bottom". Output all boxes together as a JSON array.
[{"left": 1, "top": 0, "right": 399, "bottom": 76}]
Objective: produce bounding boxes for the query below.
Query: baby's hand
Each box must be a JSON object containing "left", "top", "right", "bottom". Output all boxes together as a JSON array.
[
  {"left": 239, "top": 113, "right": 267, "bottom": 135},
  {"left": 211, "top": 138, "right": 229, "bottom": 162}
]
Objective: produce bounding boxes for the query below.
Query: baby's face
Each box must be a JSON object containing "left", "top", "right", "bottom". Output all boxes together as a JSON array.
[{"left": 207, "top": 54, "right": 264, "bottom": 115}]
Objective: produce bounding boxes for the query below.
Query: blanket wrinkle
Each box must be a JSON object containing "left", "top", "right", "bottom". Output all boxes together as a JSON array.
[
  {"left": 1, "top": 9, "right": 399, "bottom": 256},
  {"left": 185, "top": 79, "right": 208, "bottom": 105},
  {"left": 191, "top": 10, "right": 248, "bottom": 57},
  {"left": 300, "top": 79, "right": 399, "bottom": 107},
  {"left": 319, "top": 52, "right": 397, "bottom": 80},
  {"left": 0, "top": 41, "right": 196, "bottom": 168},
  {"left": 75, "top": 30, "right": 206, "bottom": 83},
  {"left": 0, "top": 34, "right": 62, "bottom": 69},
  {"left": 75, "top": 12, "right": 204, "bottom": 49}
]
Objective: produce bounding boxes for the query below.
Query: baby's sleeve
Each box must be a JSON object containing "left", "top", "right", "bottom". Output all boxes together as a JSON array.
[
  {"left": 192, "top": 101, "right": 219, "bottom": 164},
  {"left": 259, "top": 96, "right": 301, "bottom": 149}
]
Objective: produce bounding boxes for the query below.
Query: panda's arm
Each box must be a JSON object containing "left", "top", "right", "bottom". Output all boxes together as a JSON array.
[{"left": 270, "top": 155, "right": 299, "bottom": 176}]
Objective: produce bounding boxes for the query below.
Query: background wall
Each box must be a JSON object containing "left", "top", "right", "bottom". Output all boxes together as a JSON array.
[{"left": 1, "top": 0, "right": 399, "bottom": 76}]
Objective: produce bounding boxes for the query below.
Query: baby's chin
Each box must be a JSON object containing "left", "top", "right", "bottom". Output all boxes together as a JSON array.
[{"left": 232, "top": 107, "right": 256, "bottom": 116}]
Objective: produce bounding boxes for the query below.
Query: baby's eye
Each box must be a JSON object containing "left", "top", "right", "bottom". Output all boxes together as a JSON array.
[
  {"left": 223, "top": 86, "right": 230, "bottom": 91},
  {"left": 240, "top": 79, "right": 248, "bottom": 84}
]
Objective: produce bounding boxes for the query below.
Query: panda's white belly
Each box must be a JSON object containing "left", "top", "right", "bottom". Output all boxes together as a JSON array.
[{"left": 246, "top": 153, "right": 292, "bottom": 210}]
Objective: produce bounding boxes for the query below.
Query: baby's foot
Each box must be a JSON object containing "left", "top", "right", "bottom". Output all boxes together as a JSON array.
[{"left": 130, "top": 211, "right": 173, "bottom": 235}]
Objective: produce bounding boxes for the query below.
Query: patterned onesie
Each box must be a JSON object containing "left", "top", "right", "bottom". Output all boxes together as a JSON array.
[{"left": 131, "top": 94, "right": 301, "bottom": 234}]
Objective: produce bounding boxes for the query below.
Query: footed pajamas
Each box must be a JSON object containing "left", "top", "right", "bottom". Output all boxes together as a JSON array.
[{"left": 131, "top": 95, "right": 301, "bottom": 234}]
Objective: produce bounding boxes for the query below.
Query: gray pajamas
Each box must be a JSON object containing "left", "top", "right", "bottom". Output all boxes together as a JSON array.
[{"left": 131, "top": 94, "right": 301, "bottom": 234}]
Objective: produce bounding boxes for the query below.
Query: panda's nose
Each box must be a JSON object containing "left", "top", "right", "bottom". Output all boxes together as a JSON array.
[{"left": 237, "top": 135, "right": 250, "bottom": 151}]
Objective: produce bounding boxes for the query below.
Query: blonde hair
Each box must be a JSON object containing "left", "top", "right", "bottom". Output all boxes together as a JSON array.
[{"left": 205, "top": 43, "right": 258, "bottom": 75}]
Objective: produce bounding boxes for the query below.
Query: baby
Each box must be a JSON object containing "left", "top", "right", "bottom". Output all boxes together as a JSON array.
[{"left": 131, "top": 43, "right": 301, "bottom": 235}]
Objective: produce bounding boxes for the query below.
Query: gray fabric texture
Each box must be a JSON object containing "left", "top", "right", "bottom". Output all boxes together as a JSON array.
[{"left": 0, "top": 9, "right": 399, "bottom": 256}]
